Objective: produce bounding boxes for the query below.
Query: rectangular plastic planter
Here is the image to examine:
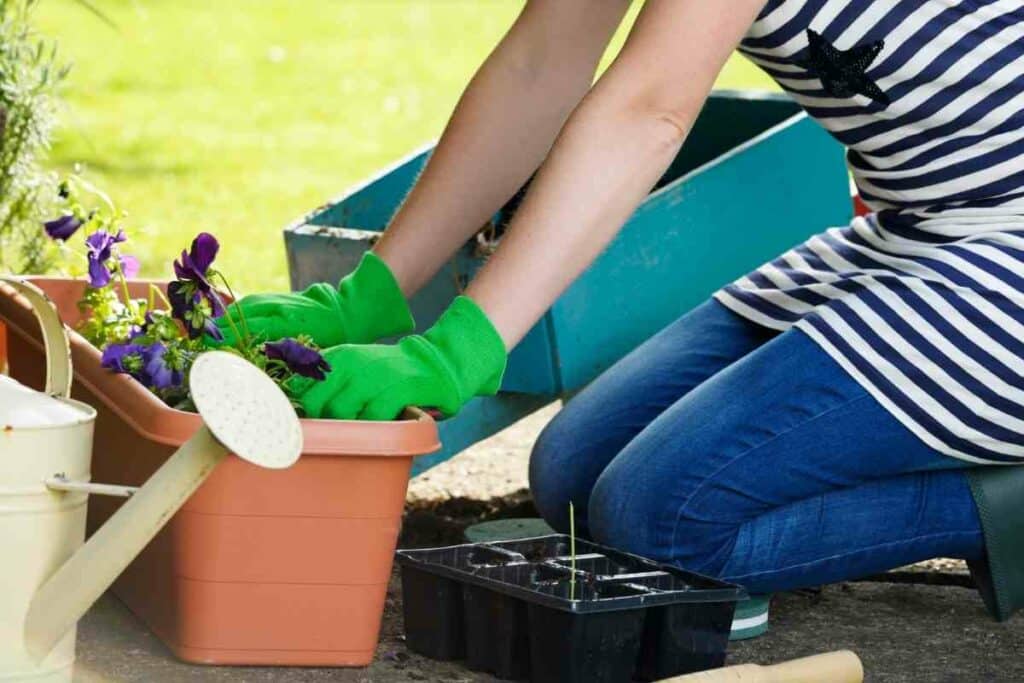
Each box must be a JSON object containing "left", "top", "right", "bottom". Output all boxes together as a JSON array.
[
  {"left": 0, "top": 277, "right": 441, "bottom": 667},
  {"left": 397, "top": 535, "right": 745, "bottom": 682},
  {"left": 285, "top": 90, "right": 852, "bottom": 396}
]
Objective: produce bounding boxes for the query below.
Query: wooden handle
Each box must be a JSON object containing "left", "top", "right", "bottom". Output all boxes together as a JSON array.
[{"left": 659, "top": 651, "right": 863, "bottom": 683}]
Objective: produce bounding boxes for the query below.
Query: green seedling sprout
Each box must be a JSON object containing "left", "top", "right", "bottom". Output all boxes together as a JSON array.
[{"left": 569, "top": 501, "right": 577, "bottom": 601}]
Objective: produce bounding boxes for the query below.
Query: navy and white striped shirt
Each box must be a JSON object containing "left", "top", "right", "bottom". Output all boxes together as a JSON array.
[{"left": 716, "top": 0, "right": 1024, "bottom": 464}]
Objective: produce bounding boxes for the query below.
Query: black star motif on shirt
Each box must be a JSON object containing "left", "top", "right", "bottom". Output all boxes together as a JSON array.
[{"left": 797, "top": 29, "right": 890, "bottom": 107}]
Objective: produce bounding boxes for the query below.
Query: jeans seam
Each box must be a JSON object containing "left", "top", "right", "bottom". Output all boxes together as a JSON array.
[
  {"left": 662, "top": 390, "right": 874, "bottom": 555},
  {"left": 720, "top": 530, "right": 982, "bottom": 584}
]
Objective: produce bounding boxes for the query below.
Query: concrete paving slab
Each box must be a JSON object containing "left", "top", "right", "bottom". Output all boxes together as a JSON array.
[{"left": 73, "top": 572, "right": 1023, "bottom": 682}]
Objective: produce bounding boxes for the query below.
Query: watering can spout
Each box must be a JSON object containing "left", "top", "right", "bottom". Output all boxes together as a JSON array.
[
  {"left": 21, "top": 351, "right": 303, "bottom": 662},
  {"left": 23, "top": 426, "right": 224, "bottom": 660}
]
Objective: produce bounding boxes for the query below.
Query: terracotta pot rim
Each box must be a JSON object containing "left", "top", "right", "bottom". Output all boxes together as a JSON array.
[{"left": 1, "top": 277, "right": 441, "bottom": 458}]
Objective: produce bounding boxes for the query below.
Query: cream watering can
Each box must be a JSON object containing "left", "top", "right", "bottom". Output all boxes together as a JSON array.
[{"left": 0, "top": 277, "right": 303, "bottom": 681}]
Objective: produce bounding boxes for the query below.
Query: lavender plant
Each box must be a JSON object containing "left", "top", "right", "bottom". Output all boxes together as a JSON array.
[
  {"left": 0, "top": 0, "right": 69, "bottom": 274},
  {"left": 43, "top": 176, "right": 329, "bottom": 413}
]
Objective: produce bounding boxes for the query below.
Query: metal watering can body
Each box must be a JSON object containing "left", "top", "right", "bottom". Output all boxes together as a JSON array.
[
  {"left": 0, "top": 277, "right": 303, "bottom": 681},
  {"left": 0, "top": 396, "right": 95, "bottom": 681}
]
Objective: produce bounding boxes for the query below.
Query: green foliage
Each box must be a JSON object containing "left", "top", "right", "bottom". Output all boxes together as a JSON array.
[
  {"left": 0, "top": 0, "right": 68, "bottom": 273},
  {"left": 75, "top": 283, "right": 145, "bottom": 347}
]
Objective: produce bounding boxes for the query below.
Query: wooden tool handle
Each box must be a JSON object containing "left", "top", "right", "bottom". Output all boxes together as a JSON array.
[{"left": 659, "top": 650, "right": 863, "bottom": 683}]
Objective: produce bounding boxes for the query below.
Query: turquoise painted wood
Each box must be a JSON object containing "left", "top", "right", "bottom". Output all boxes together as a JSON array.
[
  {"left": 411, "top": 393, "right": 551, "bottom": 477},
  {"left": 549, "top": 98, "right": 853, "bottom": 389},
  {"left": 284, "top": 90, "right": 852, "bottom": 474}
]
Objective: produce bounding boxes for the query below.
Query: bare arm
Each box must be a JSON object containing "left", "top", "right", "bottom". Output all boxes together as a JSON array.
[
  {"left": 467, "top": 0, "right": 768, "bottom": 349},
  {"left": 373, "top": 0, "right": 630, "bottom": 296}
]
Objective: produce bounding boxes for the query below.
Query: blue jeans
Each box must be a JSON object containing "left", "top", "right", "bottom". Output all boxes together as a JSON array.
[{"left": 529, "top": 300, "right": 985, "bottom": 594}]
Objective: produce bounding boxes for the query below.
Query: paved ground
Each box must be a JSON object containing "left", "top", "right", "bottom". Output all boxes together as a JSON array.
[
  {"left": 73, "top": 403, "right": 1024, "bottom": 682},
  {"left": 76, "top": 580, "right": 1024, "bottom": 683}
]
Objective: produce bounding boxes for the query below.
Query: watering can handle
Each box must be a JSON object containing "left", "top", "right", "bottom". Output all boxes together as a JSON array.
[{"left": 0, "top": 277, "right": 72, "bottom": 399}]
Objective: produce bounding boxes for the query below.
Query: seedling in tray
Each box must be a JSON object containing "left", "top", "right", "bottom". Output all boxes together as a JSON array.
[
  {"left": 396, "top": 534, "right": 746, "bottom": 683},
  {"left": 569, "top": 501, "right": 576, "bottom": 600}
]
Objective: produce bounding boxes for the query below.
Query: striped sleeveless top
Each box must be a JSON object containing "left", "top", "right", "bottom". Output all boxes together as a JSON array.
[{"left": 714, "top": 0, "right": 1024, "bottom": 464}]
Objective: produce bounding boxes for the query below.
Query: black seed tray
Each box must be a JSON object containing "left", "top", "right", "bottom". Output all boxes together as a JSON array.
[{"left": 396, "top": 534, "right": 746, "bottom": 682}]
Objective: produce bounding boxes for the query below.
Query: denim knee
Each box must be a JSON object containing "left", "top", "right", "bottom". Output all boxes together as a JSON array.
[
  {"left": 529, "top": 394, "right": 644, "bottom": 535},
  {"left": 588, "top": 445, "right": 741, "bottom": 574},
  {"left": 528, "top": 412, "right": 580, "bottom": 534},
  {"left": 588, "top": 469, "right": 660, "bottom": 558}
]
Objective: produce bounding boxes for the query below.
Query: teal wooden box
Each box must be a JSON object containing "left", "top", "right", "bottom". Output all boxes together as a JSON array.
[{"left": 285, "top": 91, "right": 851, "bottom": 396}]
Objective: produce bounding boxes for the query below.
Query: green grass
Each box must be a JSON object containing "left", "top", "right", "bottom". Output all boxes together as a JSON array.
[{"left": 34, "top": 0, "right": 774, "bottom": 293}]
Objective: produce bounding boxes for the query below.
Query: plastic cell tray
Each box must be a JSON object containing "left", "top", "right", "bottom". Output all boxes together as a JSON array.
[{"left": 397, "top": 535, "right": 746, "bottom": 682}]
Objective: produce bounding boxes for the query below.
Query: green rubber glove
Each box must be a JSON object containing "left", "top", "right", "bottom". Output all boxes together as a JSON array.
[
  {"left": 215, "top": 251, "right": 414, "bottom": 347},
  {"left": 295, "top": 295, "right": 507, "bottom": 421}
]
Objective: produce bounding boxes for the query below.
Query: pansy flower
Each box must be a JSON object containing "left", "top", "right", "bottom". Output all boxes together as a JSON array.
[
  {"left": 168, "top": 286, "right": 223, "bottom": 340},
  {"left": 142, "top": 343, "right": 185, "bottom": 390},
  {"left": 101, "top": 341, "right": 185, "bottom": 391},
  {"left": 168, "top": 232, "right": 225, "bottom": 339},
  {"left": 85, "top": 229, "right": 127, "bottom": 288},
  {"left": 43, "top": 214, "right": 83, "bottom": 241},
  {"left": 119, "top": 254, "right": 140, "bottom": 279},
  {"left": 265, "top": 338, "right": 331, "bottom": 380},
  {"left": 173, "top": 232, "right": 219, "bottom": 286},
  {"left": 100, "top": 342, "right": 147, "bottom": 377}
]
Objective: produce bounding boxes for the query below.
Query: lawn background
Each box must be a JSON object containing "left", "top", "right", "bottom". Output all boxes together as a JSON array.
[{"left": 35, "top": 0, "right": 775, "bottom": 293}]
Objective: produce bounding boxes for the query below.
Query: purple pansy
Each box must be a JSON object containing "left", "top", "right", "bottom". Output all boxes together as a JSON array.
[
  {"left": 85, "top": 229, "right": 127, "bottom": 288},
  {"left": 141, "top": 343, "right": 184, "bottom": 390},
  {"left": 166, "top": 284, "right": 190, "bottom": 323},
  {"left": 101, "top": 341, "right": 183, "bottom": 391},
  {"left": 101, "top": 342, "right": 147, "bottom": 376},
  {"left": 168, "top": 233, "right": 225, "bottom": 339},
  {"left": 120, "top": 254, "right": 140, "bottom": 279},
  {"left": 173, "top": 232, "right": 219, "bottom": 286},
  {"left": 43, "top": 214, "right": 83, "bottom": 241},
  {"left": 168, "top": 285, "right": 223, "bottom": 340},
  {"left": 265, "top": 338, "right": 331, "bottom": 380}
]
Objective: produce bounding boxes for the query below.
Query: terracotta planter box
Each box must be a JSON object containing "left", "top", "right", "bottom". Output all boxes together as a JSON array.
[{"left": 0, "top": 278, "right": 440, "bottom": 667}]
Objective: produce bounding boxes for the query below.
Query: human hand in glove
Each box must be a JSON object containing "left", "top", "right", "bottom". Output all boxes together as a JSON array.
[
  {"left": 292, "top": 296, "right": 506, "bottom": 421},
  {"left": 214, "top": 251, "right": 414, "bottom": 347}
]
